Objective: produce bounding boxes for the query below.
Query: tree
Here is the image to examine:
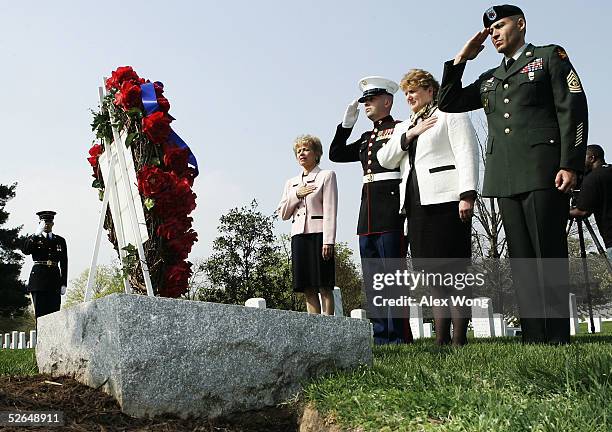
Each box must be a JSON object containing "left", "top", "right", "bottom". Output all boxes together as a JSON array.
[
  {"left": 466, "top": 120, "right": 517, "bottom": 322},
  {"left": 198, "top": 200, "right": 297, "bottom": 309},
  {"left": 64, "top": 262, "right": 125, "bottom": 308},
  {"left": 197, "top": 200, "right": 365, "bottom": 315},
  {"left": 0, "top": 183, "right": 30, "bottom": 317}
]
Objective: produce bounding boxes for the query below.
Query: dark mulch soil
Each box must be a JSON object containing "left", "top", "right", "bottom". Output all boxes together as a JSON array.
[{"left": 0, "top": 375, "right": 300, "bottom": 431}]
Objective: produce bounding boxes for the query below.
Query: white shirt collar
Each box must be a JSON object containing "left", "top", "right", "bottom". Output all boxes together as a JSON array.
[{"left": 505, "top": 43, "right": 528, "bottom": 63}]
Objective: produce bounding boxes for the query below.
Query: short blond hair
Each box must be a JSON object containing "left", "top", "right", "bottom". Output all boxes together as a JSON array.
[
  {"left": 293, "top": 135, "right": 323, "bottom": 164},
  {"left": 399, "top": 69, "right": 440, "bottom": 100}
]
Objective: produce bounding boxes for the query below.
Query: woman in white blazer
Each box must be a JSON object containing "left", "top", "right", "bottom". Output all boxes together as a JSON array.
[
  {"left": 378, "top": 69, "right": 478, "bottom": 346},
  {"left": 277, "top": 135, "right": 338, "bottom": 315}
]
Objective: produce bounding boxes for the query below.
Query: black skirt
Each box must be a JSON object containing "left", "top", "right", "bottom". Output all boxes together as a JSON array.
[
  {"left": 408, "top": 201, "right": 471, "bottom": 259},
  {"left": 291, "top": 233, "right": 335, "bottom": 292}
]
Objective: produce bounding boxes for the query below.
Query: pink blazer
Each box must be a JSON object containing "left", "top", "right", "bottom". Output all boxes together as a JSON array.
[{"left": 277, "top": 166, "right": 338, "bottom": 244}]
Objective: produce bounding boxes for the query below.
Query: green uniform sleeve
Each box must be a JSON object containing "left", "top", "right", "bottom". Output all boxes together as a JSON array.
[
  {"left": 547, "top": 45, "right": 588, "bottom": 172},
  {"left": 439, "top": 60, "right": 492, "bottom": 113}
]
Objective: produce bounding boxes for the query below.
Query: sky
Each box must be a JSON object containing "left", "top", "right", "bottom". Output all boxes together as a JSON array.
[{"left": 0, "top": 1, "right": 609, "bottom": 289}]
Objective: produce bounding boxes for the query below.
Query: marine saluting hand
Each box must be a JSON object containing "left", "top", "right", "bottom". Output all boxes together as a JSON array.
[
  {"left": 341, "top": 99, "right": 360, "bottom": 128},
  {"left": 453, "top": 29, "right": 490, "bottom": 65}
]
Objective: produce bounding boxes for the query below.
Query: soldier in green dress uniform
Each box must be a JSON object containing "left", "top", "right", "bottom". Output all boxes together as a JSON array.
[{"left": 438, "top": 5, "right": 588, "bottom": 343}]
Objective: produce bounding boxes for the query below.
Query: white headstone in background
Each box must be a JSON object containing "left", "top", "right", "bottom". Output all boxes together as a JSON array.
[
  {"left": 506, "top": 327, "right": 521, "bottom": 337},
  {"left": 333, "top": 287, "right": 344, "bottom": 316},
  {"left": 586, "top": 316, "right": 602, "bottom": 334},
  {"left": 10, "top": 331, "right": 18, "bottom": 349},
  {"left": 423, "top": 322, "right": 432, "bottom": 338},
  {"left": 472, "top": 297, "right": 494, "bottom": 338},
  {"left": 18, "top": 332, "right": 26, "bottom": 349},
  {"left": 29, "top": 330, "right": 37, "bottom": 349},
  {"left": 569, "top": 293, "right": 579, "bottom": 335},
  {"left": 2, "top": 333, "right": 9, "bottom": 349},
  {"left": 350, "top": 309, "right": 368, "bottom": 320},
  {"left": 245, "top": 298, "right": 267, "bottom": 309},
  {"left": 493, "top": 313, "right": 507, "bottom": 337},
  {"left": 409, "top": 305, "right": 424, "bottom": 339}
]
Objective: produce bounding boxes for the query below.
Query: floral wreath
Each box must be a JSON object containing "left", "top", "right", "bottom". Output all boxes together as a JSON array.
[{"left": 88, "top": 66, "right": 198, "bottom": 298}]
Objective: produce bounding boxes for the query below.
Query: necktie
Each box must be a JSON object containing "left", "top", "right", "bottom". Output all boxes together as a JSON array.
[{"left": 505, "top": 58, "right": 515, "bottom": 71}]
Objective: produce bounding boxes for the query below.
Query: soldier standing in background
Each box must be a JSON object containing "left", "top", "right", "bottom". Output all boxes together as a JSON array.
[
  {"left": 330, "top": 77, "right": 412, "bottom": 344},
  {"left": 22, "top": 211, "right": 67, "bottom": 318}
]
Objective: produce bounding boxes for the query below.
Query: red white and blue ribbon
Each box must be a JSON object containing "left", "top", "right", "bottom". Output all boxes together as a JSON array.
[{"left": 140, "top": 82, "right": 199, "bottom": 177}]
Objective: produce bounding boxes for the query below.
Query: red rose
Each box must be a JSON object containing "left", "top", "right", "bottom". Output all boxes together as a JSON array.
[
  {"left": 106, "top": 66, "right": 141, "bottom": 91},
  {"left": 157, "top": 216, "right": 193, "bottom": 240},
  {"left": 154, "top": 189, "right": 196, "bottom": 218},
  {"left": 114, "top": 81, "right": 142, "bottom": 111},
  {"left": 162, "top": 145, "right": 189, "bottom": 175},
  {"left": 183, "top": 167, "right": 197, "bottom": 186},
  {"left": 157, "top": 97, "right": 170, "bottom": 113},
  {"left": 142, "top": 112, "right": 172, "bottom": 144},
  {"left": 154, "top": 82, "right": 164, "bottom": 97},
  {"left": 137, "top": 165, "right": 174, "bottom": 197},
  {"left": 166, "top": 230, "right": 198, "bottom": 260},
  {"left": 87, "top": 143, "right": 103, "bottom": 167},
  {"left": 161, "top": 261, "right": 192, "bottom": 297}
]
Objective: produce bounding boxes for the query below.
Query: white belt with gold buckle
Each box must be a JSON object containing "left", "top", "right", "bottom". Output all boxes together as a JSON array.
[{"left": 363, "top": 172, "right": 401, "bottom": 183}]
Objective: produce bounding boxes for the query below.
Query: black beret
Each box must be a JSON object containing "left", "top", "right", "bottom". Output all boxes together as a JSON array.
[{"left": 483, "top": 5, "right": 524, "bottom": 27}]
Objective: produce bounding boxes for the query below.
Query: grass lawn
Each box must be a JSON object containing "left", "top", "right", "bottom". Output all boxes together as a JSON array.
[
  {"left": 578, "top": 320, "right": 612, "bottom": 334},
  {"left": 2, "top": 333, "right": 610, "bottom": 431},
  {"left": 305, "top": 334, "right": 612, "bottom": 432},
  {"left": 0, "top": 348, "right": 37, "bottom": 376}
]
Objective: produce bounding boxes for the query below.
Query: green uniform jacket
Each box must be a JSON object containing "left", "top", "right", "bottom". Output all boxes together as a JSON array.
[{"left": 439, "top": 43, "right": 588, "bottom": 197}]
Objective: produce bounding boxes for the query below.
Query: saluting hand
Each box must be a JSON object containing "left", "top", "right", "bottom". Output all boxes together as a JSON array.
[
  {"left": 454, "top": 29, "right": 490, "bottom": 65},
  {"left": 322, "top": 244, "right": 334, "bottom": 260},
  {"left": 34, "top": 220, "right": 45, "bottom": 236},
  {"left": 296, "top": 185, "right": 316, "bottom": 199},
  {"left": 342, "top": 99, "right": 360, "bottom": 128},
  {"left": 555, "top": 169, "right": 577, "bottom": 193}
]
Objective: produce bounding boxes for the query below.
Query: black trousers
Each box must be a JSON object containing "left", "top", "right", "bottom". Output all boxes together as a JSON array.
[
  {"left": 31, "top": 290, "right": 61, "bottom": 319},
  {"left": 498, "top": 189, "right": 570, "bottom": 344}
]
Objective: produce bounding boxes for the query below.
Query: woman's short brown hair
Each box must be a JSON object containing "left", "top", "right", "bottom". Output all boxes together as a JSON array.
[
  {"left": 293, "top": 134, "right": 323, "bottom": 164},
  {"left": 399, "top": 69, "right": 440, "bottom": 100}
]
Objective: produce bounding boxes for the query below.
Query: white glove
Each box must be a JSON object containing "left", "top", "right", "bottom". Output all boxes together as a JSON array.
[
  {"left": 35, "top": 220, "right": 45, "bottom": 236},
  {"left": 342, "top": 99, "right": 360, "bottom": 128},
  {"left": 61, "top": 285, "right": 66, "bottom": 295}
]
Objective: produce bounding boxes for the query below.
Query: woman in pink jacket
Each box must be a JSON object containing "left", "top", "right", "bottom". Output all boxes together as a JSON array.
[{"left": 277, "top": 135, "right": 338, "bottom": 315}]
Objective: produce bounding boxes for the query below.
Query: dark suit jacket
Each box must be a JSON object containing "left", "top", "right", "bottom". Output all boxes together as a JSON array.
[
  {"left": 22, "top": 233, "right": 68, "bottom": 292},
  {"left": 439, "top": 43, "right": 588, "bottom": 197}
]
